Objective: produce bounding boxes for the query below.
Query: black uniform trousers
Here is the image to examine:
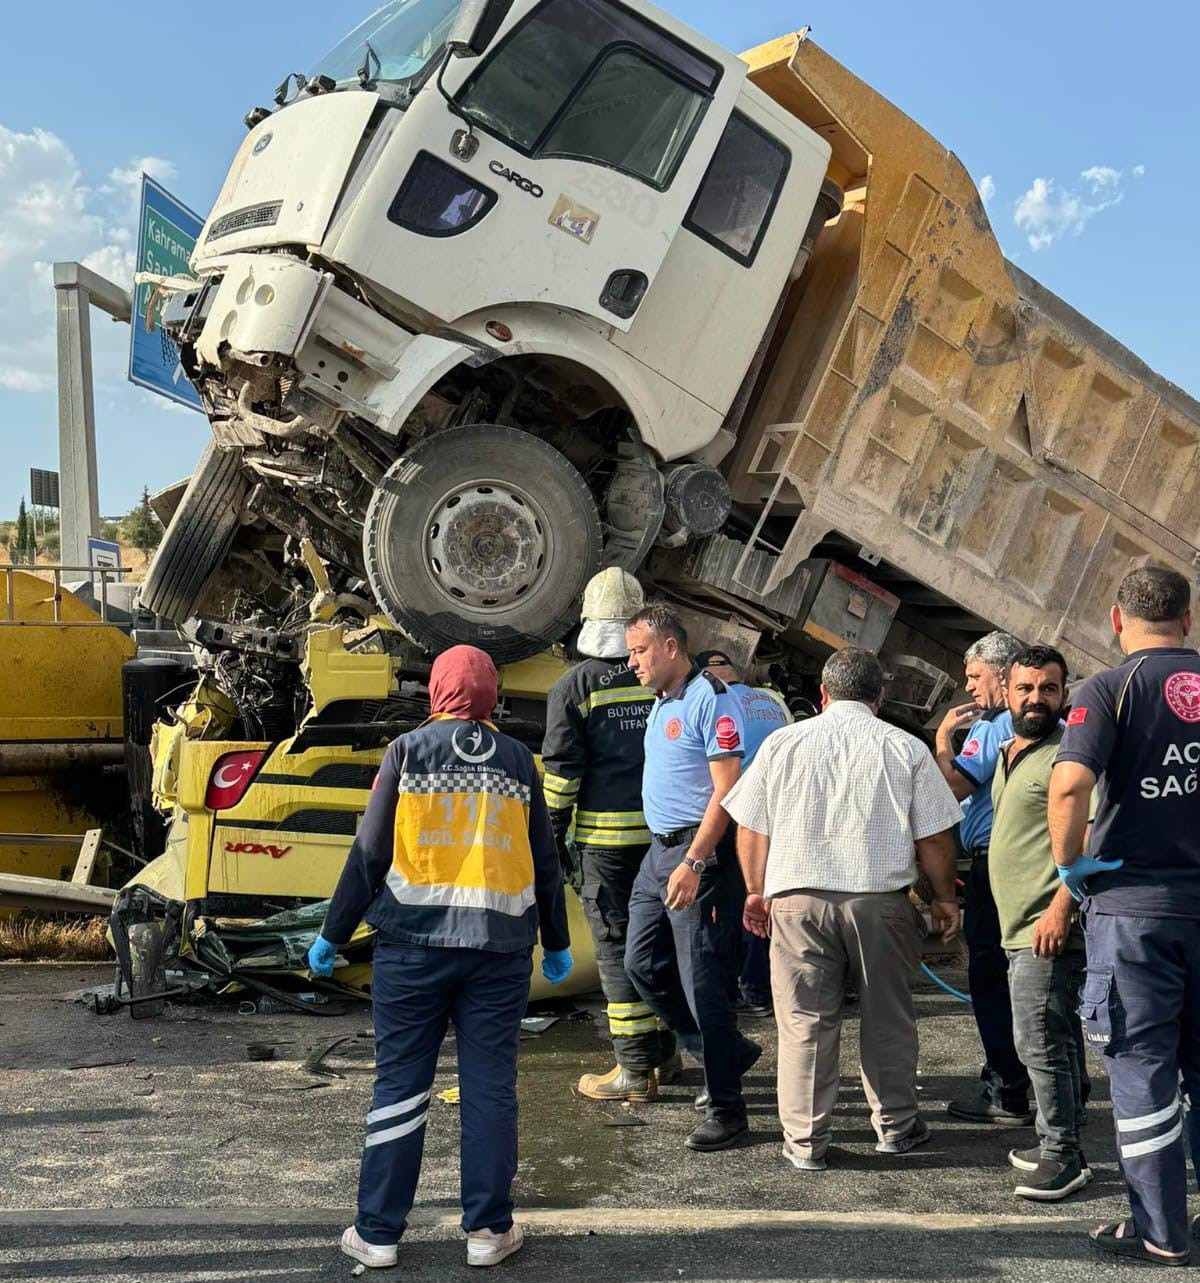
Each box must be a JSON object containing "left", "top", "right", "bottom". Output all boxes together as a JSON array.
[
  {"left": 964, "top": 845, "right": 1031, "bottom": 1108},
  {"left": 579, "top": 841, "right": 676, "bottom": 1076},
  {"left": 624, "top": 829, "right": 748, "bottom": 1124}
]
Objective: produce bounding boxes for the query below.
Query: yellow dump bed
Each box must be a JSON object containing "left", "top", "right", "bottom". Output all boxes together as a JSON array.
[{"left": 735, "top": 32, "right": 1199, "bottom": 678}]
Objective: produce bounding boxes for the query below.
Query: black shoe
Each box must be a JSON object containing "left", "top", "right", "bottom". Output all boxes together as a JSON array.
[
  {"left": 685, "top": 1118, "right": 748, "bottom": 1151},
  {"left": 736, "top": 996, "right": 774, "bottom": 1018},
  {"left": 1009, "top": 1146, "right": 1092, "bottom": 1177},
  {"left": 694, "top": 1040, "right": 763, "bottom": 1111},
  {"left": 1014, "top": 1155, "right": 1091, "bottom": 1201},
  {"left": 947, "top": 1086, "right": 1034, "bottom": 1126}
]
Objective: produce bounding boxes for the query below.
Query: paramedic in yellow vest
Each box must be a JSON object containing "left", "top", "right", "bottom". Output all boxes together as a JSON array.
[
  {"left": 542, "top": 568, "right": 682, "bottom": 1102},
  {"left": 308, "top": 645, "right": 571, "bottom": 1271}
]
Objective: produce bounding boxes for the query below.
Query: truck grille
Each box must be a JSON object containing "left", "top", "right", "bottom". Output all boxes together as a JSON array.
[{"left": 206, "top": 201, "right": 284, "bottom": 243}]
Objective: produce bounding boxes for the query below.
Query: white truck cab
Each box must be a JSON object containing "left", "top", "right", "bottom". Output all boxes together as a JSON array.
[{"left": 144, "top": 0, "right": 837, "bottom": 663}]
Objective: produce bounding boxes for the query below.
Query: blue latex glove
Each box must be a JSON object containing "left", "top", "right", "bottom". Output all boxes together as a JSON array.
[
  {"left": 307, "top": 934, "right": 338, "bottom": 977},
  {"left": 1057, "top": 855, "right": 1125, "bottom": 902},
  {"left": 541, "top": 948, "right": 573, "bottom": 985}
]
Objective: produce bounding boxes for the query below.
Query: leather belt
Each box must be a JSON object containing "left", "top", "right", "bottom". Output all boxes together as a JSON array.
[{"left": 652, "top": 825, "right": 700, "bottom": 847}]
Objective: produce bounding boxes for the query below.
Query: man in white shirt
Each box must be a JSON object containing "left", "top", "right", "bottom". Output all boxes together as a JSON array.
[{"left": 723, "top": 648, "right": 962, "bottom": 1171}]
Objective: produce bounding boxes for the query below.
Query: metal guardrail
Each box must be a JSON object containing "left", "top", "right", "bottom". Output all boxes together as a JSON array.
[{"left": 1, "top": 563, "right": 127, "bottom": 625}]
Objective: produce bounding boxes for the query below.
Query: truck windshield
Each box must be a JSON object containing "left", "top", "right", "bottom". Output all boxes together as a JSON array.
[
  {"left": 458, "top": 0, "right": 718, "bottom": 190},
  {"left": 309, "top": 0, "right": 462, "bottom": 87}
]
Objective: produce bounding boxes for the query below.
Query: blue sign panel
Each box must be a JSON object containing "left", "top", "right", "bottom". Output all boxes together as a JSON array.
[
  {"left": 86, "top": 536, "right": 124, "bottom": 572},
  {"left": 128, "top": 175, "right": 205, "bottom": 412}
]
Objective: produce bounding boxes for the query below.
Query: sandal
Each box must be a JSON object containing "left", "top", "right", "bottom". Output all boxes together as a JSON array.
[{"left": 1089, "top": 1220, "right": 1190, "bottom": 1267}]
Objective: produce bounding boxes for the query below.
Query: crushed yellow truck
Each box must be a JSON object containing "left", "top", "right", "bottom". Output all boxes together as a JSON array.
[{"left": 113, "top": 625, "right": 597, "bottom": 1013}]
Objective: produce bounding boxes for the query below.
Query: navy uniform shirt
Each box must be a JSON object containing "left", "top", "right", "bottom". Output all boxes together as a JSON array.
[
  {"left": 1056, "top": 646, "right": 1200, "bottom": 918},
  {"left": 643, "top": 668, "right": 745, "bottom": 835},
  {"left": 955, "top": 708, "right": 1014, "bottom": 853}
]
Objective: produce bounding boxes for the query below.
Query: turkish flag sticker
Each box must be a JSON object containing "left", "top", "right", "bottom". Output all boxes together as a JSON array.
[
  {"left": 1066, "top": 707, "right": 1088, "bottom": 726},
  {"left": 716, "top": 715, "right": 740, "bottom": 751}
]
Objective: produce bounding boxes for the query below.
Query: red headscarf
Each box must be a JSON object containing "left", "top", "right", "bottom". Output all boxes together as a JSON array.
[{"left": 428, "top": 645, "right": 498, "bottom": 721}]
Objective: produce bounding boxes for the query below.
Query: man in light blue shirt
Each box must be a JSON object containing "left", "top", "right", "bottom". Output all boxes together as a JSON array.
[
  {"left": 624, "top": 607, "right": 759, "bottom": 1154},
  {"left": 934, "top": 631, "right": 1032, "bottom": 1126},
  {"left": 697, "top": 649, "right": 792, "bottom": 1016}
]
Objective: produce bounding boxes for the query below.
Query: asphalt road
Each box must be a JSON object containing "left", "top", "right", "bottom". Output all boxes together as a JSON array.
[{"left": 0, "top": 960, "right": 1179, "bottom": 1281}]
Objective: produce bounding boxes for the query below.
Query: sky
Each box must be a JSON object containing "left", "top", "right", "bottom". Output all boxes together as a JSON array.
[{"left": 0, "top": 0, "right": 1196, "bottom": 519}]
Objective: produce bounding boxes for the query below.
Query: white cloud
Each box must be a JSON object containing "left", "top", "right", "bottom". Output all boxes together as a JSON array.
[
  {"left": 1012, "top": 163, "right": 1143, "bottom": 251},
  {"left": 0, "top": 366, "right": 52, "bottom": 392},
  {"left": 0, "top": 123, "right": 176, "bottom": 397},
  {"left": 978, "top": 174, "right": 996, "bottom": 204},
  {"left": 1080, "top": 165, "right": 1121, "bottom": 193}
]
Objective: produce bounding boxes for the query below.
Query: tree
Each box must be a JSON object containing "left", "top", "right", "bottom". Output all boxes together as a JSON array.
[
  {"left": 124, "top": 488, "right": 162, "bottom": 559},
  {"left": 8, "top": 498, "right": 36, "bottom": 565}
]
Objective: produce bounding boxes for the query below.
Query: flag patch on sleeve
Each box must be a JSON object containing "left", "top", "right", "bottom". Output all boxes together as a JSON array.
[{"left": 1066, "top": 708, "right": 1088, "bottom": 726}]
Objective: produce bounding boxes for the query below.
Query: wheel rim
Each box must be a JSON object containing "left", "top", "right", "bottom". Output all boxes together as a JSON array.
[{"left": 424, "top": 479, "right": 550, "bottom": 611}]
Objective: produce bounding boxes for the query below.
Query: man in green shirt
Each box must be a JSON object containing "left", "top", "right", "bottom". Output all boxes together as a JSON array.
[{"left": 989, "top": 644, "right": 1093, "bottom": 1202}]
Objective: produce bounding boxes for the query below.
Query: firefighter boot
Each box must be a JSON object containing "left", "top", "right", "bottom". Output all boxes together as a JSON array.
[{"left": 578, "top": 1065, "right": 658, "bottom": 1102}]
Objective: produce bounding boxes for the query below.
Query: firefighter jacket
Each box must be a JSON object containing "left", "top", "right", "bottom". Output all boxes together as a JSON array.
[
  {"left": 541, "top": 658, "right": 655, "bottom": 849},
  {"left": 322, "top": 716, "right": 569, "bottom": 955}
]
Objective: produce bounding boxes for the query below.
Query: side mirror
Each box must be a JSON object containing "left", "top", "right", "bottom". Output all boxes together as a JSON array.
[{"left": 447, "top": 0, "right": 514, "bottom": 58}]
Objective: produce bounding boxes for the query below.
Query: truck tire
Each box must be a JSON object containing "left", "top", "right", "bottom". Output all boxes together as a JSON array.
[
  {"left": 127, "top": 921, "right": 166, "bottom": 1020},
  {"left": 364, "top": 426, "right": 602, "bottom": 665},
  {"left": 139, "top": 441, "right": 248, "bottom": 623}
]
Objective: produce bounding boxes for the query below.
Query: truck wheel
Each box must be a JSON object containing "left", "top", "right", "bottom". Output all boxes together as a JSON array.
[
  {"left": 139, "top": 441, "right": 248, "bottom": 623},
  {"left": 364, "top": 426, "right": 602, "bottom": 665},
  {"left": 127, "top": 921, "right": 166, "bottom": 1020}
]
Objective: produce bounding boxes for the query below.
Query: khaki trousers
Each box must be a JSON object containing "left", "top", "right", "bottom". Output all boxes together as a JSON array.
[{"left": 770, "top": 889, "right": 921, "bottom": 1160}]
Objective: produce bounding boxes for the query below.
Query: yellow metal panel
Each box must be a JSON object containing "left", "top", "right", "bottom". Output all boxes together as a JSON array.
[
  {"left": 0, "top": 775, "right": 95, "bottom": 885},
  {"left": 303, "top": 625, "right": 395, "bottom": 714},
  {"left": 0, "top": 569, "right": 134, "bottom": 741},
  {"left": 498, "top": 650, "right": 571, "bottom": 700}
]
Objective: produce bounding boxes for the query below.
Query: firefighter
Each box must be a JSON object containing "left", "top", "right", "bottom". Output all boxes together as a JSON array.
[
  {"left": 1049, "top": 565, "right": 1200, "bottom": 1266},
  {"left": 542, "top": 567, "right": 681, "bottom": 1101},
  {"left": 308, "top": 645, "right": 571, "bottom": 1271}
]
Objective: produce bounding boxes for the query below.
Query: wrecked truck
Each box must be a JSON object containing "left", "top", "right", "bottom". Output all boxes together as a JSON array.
[{"left": 139, "top": 1, "right": 1200, "bottom": 716}]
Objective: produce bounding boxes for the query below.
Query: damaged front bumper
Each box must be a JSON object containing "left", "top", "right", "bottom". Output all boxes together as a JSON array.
[
  {"left": 108, "top": 882, "right": 375, "bottom": 1018},
  {"left": 138, "top": 256, "right": 484, "bottom": 444}
]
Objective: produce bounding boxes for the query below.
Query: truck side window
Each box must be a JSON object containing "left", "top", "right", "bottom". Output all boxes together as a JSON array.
[
  {"left": 458, "top": 0, "right": 719, "bottom": 190},
  {"left": 387, "top": 152, "right": 497, "bottom": 236},
  {"left": 683, "top": 113, "right": 790, "bottom": 265}
]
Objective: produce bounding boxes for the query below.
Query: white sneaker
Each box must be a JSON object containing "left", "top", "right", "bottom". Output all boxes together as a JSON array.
[
  {"left": 467, "top": 1223, "right": 525, "bottom": 1267},
  {"left": 782, "top": 1145, "right": 827, "bottom": 1172},
  {"left": 340, "top": 1225, "right": 398, "bottom": 1268}
]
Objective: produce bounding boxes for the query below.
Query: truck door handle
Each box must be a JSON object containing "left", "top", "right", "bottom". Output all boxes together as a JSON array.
[{"left": 599, "top": 270, "right": 648, "bottom": 319}]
